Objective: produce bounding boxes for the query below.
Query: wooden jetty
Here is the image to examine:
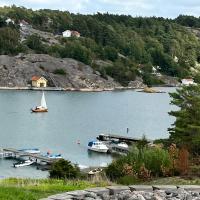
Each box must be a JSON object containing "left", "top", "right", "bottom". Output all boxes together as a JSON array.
[
  {"left": 97, "top": 133, "right": 150, "bottom": 144},
  {"left": 2, "top": 148, "right": 59, "bottom": 164}
]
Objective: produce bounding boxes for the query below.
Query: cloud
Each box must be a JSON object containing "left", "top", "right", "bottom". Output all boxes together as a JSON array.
[{"left": 0, "top": 0, "right": 200, "bottom": 18}]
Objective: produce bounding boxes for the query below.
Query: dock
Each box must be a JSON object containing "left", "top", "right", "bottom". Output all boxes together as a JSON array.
[
  {"left": 2, "top": 148, "right": 60, "bottom": 164},
  {"left": 97, "top": 133, "right": 150, "bottom": 144}
]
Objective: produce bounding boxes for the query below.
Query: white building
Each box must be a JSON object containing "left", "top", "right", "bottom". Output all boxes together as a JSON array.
[
  {"left": 181, "top": 78, "right": 195, "bottom": 86},
  {"left": 62, "top": 30, "right": 80, "bottom": 38},
  {"left": 5, "top": 18, "right": 15, "bottom": 25},
  {"left": 62, "top": 30, "right": 72, "bottom": 37}
]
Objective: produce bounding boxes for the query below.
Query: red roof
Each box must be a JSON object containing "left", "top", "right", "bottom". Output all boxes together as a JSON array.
[{"left": 31, "top": 76, "right": 41, "bottom": 81}]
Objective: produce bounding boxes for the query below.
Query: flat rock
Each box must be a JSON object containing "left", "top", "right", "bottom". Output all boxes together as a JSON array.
[
  {"left": 86, "top": 187, "right": 110, "bottom": 195},
  {"left": 106, "top": 186, "right": 130, "bottom": 195},
  {"left": 129, "top": 185, "right": 153, "bottom": 192},
  {"left": 66, "top": 190, "right": 89, "bottom": 199},
  {"left": 153, "top": 185, "right": 177, "bottom": 191},
  {"left": 177, "top": 185, "right": 200, "bottom": 192}
]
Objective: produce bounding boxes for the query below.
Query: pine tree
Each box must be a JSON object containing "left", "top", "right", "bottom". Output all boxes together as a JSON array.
[{"left": 168, "top": 85, "right": 200, "bottom": 155}]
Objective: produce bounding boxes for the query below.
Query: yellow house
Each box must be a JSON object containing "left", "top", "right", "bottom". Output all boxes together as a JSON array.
[{"left": 31, "top": 76, "right": 47, "bottom": 88}]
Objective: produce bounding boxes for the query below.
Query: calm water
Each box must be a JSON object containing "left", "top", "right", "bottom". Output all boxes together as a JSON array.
[{"left": 0, "top": 87, "right": 176, "bottom": 178}]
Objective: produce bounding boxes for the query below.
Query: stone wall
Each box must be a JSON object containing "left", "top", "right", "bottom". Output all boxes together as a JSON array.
[{"left": 41, "top": 185, "right": 200, "bottom": 200}]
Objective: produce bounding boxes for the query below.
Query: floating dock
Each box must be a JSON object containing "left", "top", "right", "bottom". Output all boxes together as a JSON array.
[
  {"left": 97, "top": 133, "right": 149, "bottom": 144},
  {"left": 2, "top": 148, "right": 60, "bottom": 164}
]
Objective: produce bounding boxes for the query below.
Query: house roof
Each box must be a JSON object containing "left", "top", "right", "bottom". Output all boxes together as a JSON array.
[
  {"left": 71, "top": 31, "right": 80, "bottom": 35},
  {"left": 31, "top": 76, "right": 47, "bottom": 81},
  {"left": 182, "top": 78, "right": 194, "bottom": 81}
]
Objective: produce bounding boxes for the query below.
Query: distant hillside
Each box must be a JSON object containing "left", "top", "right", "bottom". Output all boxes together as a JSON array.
[{"left": 0, "top": 6, "right": 200, "bottom": 87}]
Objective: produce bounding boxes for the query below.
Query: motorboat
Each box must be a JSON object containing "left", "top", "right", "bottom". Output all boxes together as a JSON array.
[
  {"left": 13, "top": 159, "right": 35, "bottom": 168},
  {"left": 117, "top": 142, "right": 129, "bottom": 149},
  {"left": 45, "top": 153, "right": 62, "bottom": 159},
  {"left": 88, "top": 168, "right": 103, "bottom": 175},
  {"left": 88, "top": 141, "right": 109, "bottom": 153},
  {"left": 32, "top": 92, "right": 48, "bottom": 112},
  {"left": 19, "top": 148, "right": 40, "bottom": 154}
]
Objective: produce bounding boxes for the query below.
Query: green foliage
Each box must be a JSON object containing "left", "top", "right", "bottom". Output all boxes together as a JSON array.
[
  {"left": 169, "top": 85, "right": 200, "bottom": 154},
  {"left": 106, "top": 147, "right": 172, "bottom": 181},
  {"left": 0, "top": 6, "right": 200, "bottom": 84},
  {"left": 0, "top": 27, "right": 21, "bottom": 55},
  {"left": 103, "top": 46, "right": 118, "bottom": 61},
  {"left": 117, "top": 175, "right": 140, "bottom": 185},
  {"left": 53, "top": 68, "right": 66, "bottom": 75},
  {"left": 49, "top": 159, "right": 80, "bottom": 179},
  {"left": 25, "top": 34, "right": 46, "bottom": 53},
  {"left": 142, "top": 73, "right": 164, "bottom": 86}
]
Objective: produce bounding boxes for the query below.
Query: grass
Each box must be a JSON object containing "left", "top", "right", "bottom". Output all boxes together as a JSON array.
[
  {"left": 144, "top": 176, "right": 200, "bottom": 185},
  {"left": 0, "top": 178, "right": 109, "bottom": 200}
]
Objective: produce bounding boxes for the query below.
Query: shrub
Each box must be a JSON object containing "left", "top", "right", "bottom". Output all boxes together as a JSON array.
[
  {"left": 117, "top": 175, "right": 140, "bottom": 185},
  {"left": 53, "top": 68, "right": 66, "bottom": 75},
  {"left": 106, "top": 147, "right": 172, "bottom": 181},
  {"left": 49, "top": 159, "right": 80, "bottom": 179}
]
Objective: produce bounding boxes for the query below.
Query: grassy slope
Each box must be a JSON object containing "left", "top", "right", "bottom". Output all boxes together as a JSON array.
[
  {"left": 1, "top": 177, "right": 200, "bottom": 200},
  {"left": 0, "top": 178, "right": 109, "bottom": 200}
]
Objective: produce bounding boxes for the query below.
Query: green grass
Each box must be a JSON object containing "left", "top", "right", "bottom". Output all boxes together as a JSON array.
[{"left": 0, "top": 178, "right": 109, "bottom": 200}]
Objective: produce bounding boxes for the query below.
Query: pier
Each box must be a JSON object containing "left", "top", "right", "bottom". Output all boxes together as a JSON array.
[
  {"left": 97, "top": 133, "right": 150, "bottom": 144},
  {"left": 2, "top": 148, "right": 60, "bottom": 164}
]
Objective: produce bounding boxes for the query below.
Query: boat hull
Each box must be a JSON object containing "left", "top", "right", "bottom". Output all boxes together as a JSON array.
[
  {"left": 13, "top": 161, "right": 35, "bottom": 168},
  {"left": 88, "top": 147, "right": 108, "bottom": 153},
  {"left": 32, "top": 109, "right": 48, "bottom": 113}
]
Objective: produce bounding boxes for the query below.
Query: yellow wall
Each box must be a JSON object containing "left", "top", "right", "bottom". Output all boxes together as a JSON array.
[{"left": 32, "top": 77, "right": 47, "bottom": 88}]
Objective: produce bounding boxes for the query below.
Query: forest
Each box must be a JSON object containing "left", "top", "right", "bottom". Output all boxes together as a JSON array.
[{"left": 0, "top": 6, "right": 199, "bottom": 86}]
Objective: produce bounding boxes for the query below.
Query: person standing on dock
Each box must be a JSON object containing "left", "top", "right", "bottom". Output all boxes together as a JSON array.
[{"left": 127, "top": 128, "right": 129, "bottom": 134}]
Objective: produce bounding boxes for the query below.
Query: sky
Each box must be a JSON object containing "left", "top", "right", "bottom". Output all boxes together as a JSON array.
[{"left": 0, "top": 0, "right": 200, "bottom": 18}]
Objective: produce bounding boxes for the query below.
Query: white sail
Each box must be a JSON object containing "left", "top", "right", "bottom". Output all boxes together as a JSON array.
[{"left": 41, "top": 92, "right": 47, "bottom": 109}]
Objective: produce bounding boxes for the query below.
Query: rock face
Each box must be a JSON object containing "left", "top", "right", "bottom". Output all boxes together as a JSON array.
[
  {"left": 128, "top": 77, "right": 146, "bottom": 88},
  {"left": 0, "top": 54, "right": 120, "bottom": 89}
]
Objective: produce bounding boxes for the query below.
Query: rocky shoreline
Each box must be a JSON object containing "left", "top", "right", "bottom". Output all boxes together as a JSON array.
[
  {"left": 0, "top": 54, "right": 180, "bottom": 91},
  {"left": 41, "top": 185, "right": 200, "bottom": 200},
  {"left": 0, "top": 86, "right": 176, "bottom": 92}
]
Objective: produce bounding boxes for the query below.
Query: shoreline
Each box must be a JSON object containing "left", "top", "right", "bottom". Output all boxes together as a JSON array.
[{"left": 0, "top": 85, "right": 177, "bottom": 92}]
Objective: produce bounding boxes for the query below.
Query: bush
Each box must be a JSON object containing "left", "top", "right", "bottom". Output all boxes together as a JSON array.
[
  {"left": 49, "top": 159, "right": 80, "bottom": 179},
  {"left": 117, "top": 175, "right": 140, "bottom": 185},
  {"left": 106, "top": 147, "right": 172, "bottom": 181},
  {"left": 53, "top": 68, "right": 66, "bottom": 75}
]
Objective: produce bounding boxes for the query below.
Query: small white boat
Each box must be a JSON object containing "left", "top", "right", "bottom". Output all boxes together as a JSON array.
[
  {"left": 88, "top": 168, "right": 103, "bottom": 175},
  {"left": 117, "top": 142, "right": 129, "bottom": 149},
  {"left": 45, "top": 153, "right": 62, "bottom": 159},
  {"left": 19, "top": 148, "right": 40, "bottom": 154},
  {"left": 88, "top": 141, "right": 109, "bottom": 153},
  {"left": 32, "top": 92, "right": 48, "bottom": 112},
  {"left": 13, "top": 159, "right": 35, "bottom": 168}
]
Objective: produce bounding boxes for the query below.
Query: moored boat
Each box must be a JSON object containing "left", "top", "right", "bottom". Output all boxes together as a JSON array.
[
  {"left": 88, "top": 168, "right": 103, "bottom": 175},
  {"left": 19, "top": 148, "right": 40, "bottom": 154},
  {"left": 88, "top": 141, "right": 109, "bottom": 153},
  {"left": 13, "top": 159, "right": 35, "bottom": 168},
  {"left": 32, "top": 92, "right": 48, "bottom": 112},
  {"left": 117, "top": 142, "right": 129, "bottom": 149},
  {"left": 45, "top": 153, "right": 62, "bottom": 159}
]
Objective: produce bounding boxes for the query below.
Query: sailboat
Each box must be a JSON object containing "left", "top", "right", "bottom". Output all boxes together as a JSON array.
[{"left": 31, "top": 92, "right": 48, "bottom": 112}]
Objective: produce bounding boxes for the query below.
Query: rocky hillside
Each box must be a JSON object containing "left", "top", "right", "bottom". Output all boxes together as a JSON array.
[
  {"left": 0, "top": 7, "right": 199, "bottom": 87},
  {"left": 0, "top": 54, "right": 120, "bottom": 89}
]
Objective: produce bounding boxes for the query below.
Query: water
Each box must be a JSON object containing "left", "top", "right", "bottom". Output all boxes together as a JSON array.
[{"left": 0, "top": 87, "right": 176, "bottom": 178}]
